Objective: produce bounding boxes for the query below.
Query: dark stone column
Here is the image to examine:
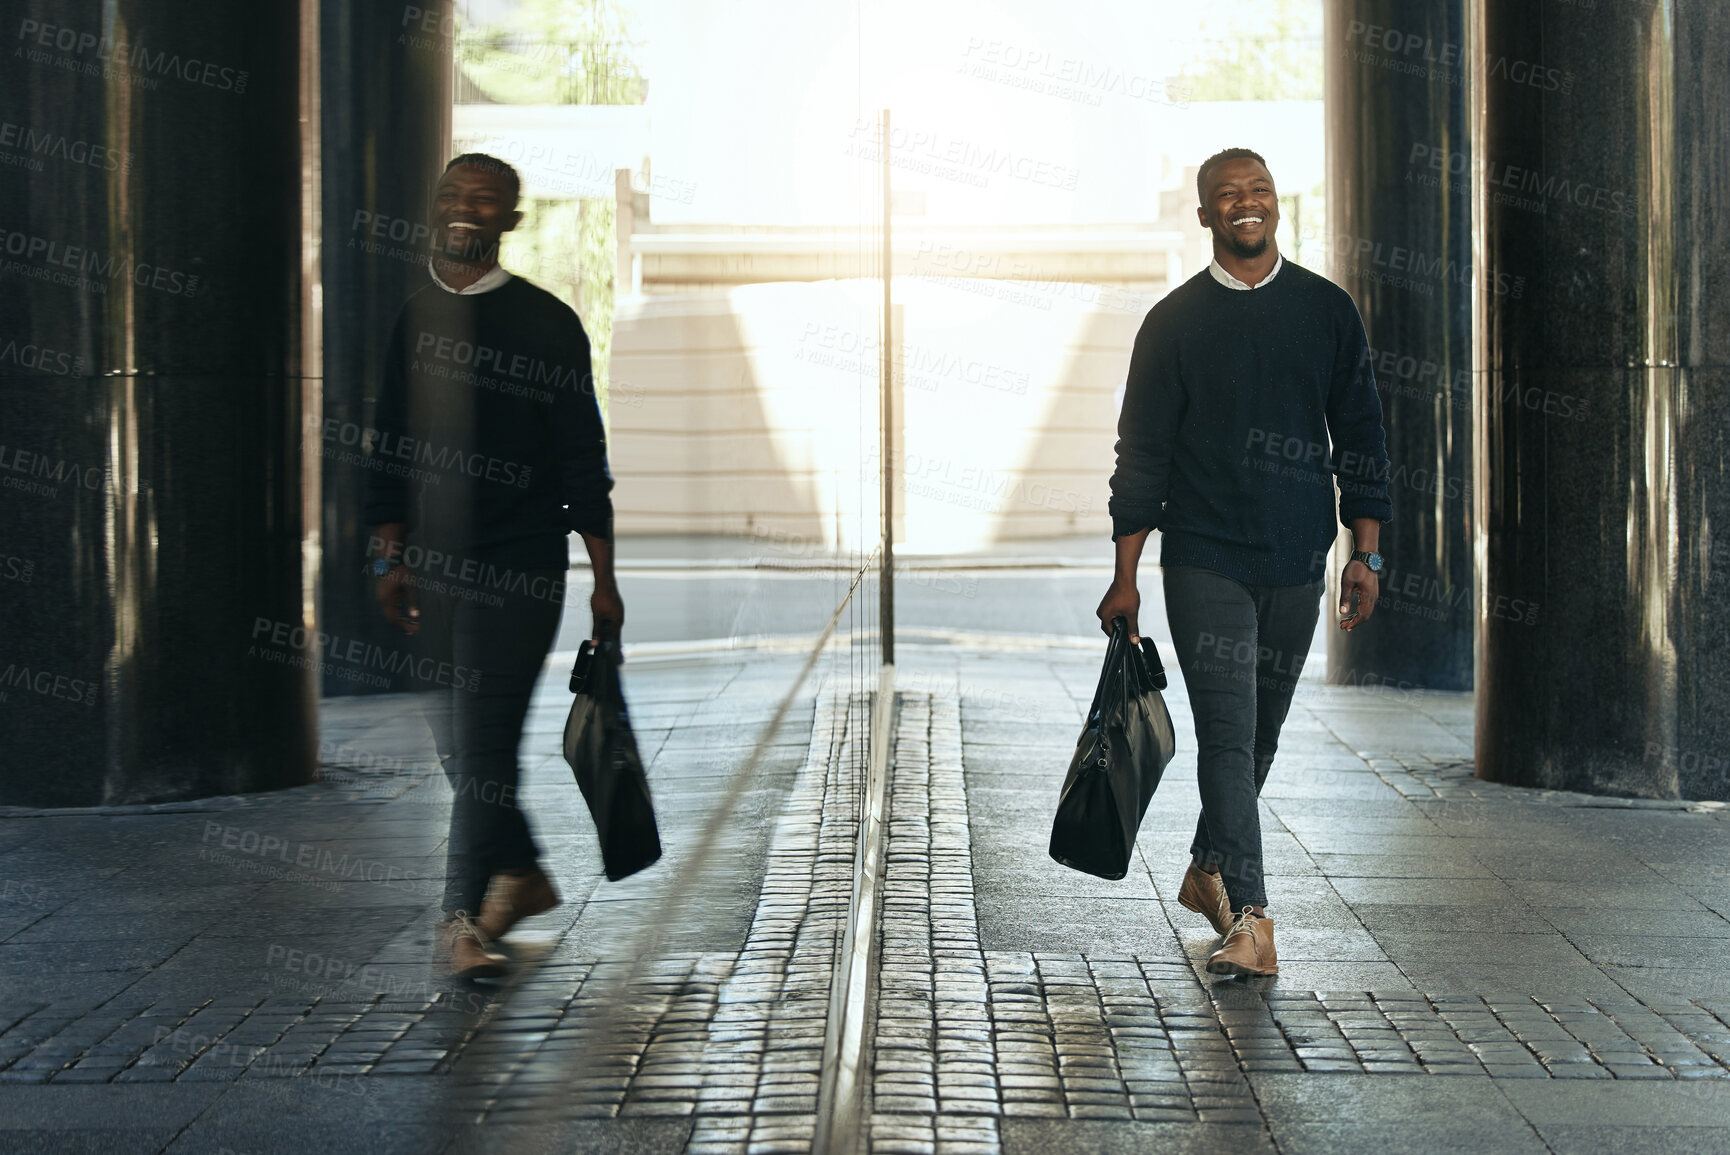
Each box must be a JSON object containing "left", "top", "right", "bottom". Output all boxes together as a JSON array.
[
  {"left": 316, "top": 0, "right": 452, "bottom": 696},
  {"left": 1475, "top": 0, "right": 1730, "bottom": 799},
  {"left": 1324, "top": 0, "right": 1475, "bottom": 692},
  {"left": 0, "top": 1, "right": 317, "bottom": 805}
]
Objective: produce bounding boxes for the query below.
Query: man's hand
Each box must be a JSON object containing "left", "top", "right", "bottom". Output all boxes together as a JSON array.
[
  {"left": 1338, "top": 560, "right": 1378, "bottom": 631},
  {"left": 376, "top": 564, "right": 420, "bottom": 634},
  {"left": 580, "top": 530, "right": 624, "bottom": 649},
  {"left": 591, "top": 582, "right": 625, "bottom": 646},
  {"left": 369, "top": 523, "right": 418, "bottom": 634},
  {"left": 1096, "top": 580, "right": 1141, "bottom": 642}
]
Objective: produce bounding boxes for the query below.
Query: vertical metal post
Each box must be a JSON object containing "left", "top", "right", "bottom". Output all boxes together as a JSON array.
[
  {"left": 878, "top": 108, "right": 895, "bottom": 666},
  {"left": 813, "top": 108, "right": 898, "bottom": 1155}
]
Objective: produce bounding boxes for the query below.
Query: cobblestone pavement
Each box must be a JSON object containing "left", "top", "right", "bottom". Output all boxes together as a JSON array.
[
  {"left": 911, "top": 643, "right": 1730, "bottom": 1153},
  {"left": 0, "top": 651, "right": 833, "bottom": 1152},
  {"left": 441, "top": 692, "right": 871, "bottom": 1150},
  {"left": 4, "top": 632, "right": 1730, "bottom": 1153}
]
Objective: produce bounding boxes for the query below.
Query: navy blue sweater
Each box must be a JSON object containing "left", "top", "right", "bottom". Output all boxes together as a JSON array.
[
  {"left": 1108, "top": 262, "right": 1392, "bottom": 586},
  {"left": 363, "top": 273, "right": 614, "bottom": 572}
]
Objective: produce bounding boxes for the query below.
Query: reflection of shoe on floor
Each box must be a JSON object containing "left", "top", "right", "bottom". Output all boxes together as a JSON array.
[
  {"left": 1205, "top": 908, "right": 1279, "bottom": 976},
  {"left": 1177, "top": 863, "right": 1233, "bottom": 936},
  {"left": 476, "top": 867, "right": 560, "bottom": 941},
  {"left": 440, "top": 912, "right": 507, "bottom": 981}
]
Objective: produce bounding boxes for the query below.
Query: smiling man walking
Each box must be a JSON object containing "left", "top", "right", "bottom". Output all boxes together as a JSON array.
[
  {"left": 365, "top": 154, "right": 623, "bottom": 979},
  {"left": 1097, "top": 148, "right": 1392, "bottom": 977}
]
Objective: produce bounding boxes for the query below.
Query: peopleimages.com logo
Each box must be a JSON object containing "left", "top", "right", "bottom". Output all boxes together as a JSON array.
[
  {"left": 0, "top": 228, "right": 198, "bottom": 297},
  {"left": 0, "top": 120, "right": 132, "bottom": 174},
  {"left": 1344, "top": 20, "right": 1574, "bottom": 94},
  {"left": 308, "top": 416, "right": 531, "bottom": 489},
  {"left": 1325, "top": 232, "right": 1525, "bottom": 300},
  {"left": 0, "top": 338, "right": 83, "bottom": 376},
  {"left": 0, "top": 442, "right": 151, "bottom": 501},
  {"left": 15, "top": 19, "right": 250, "bottom": 93},
  {"left": 247, "top": 617, "right": 481, "bottom": 692},
  {"left": 0, "top": 663, "right": 97, "bottom": 706}
]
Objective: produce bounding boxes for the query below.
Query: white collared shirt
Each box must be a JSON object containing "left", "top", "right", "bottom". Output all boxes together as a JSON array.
[
  {"left": 1209, "top": 253, "right": 1284, "bottom": 290},
  {"left": 428, "top": 259, "right": 513, "bottom": 295}
]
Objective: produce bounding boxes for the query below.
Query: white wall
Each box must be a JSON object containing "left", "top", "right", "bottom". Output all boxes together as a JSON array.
[{"left": 609, "top": 277, "right": 1153, "bottom": 550}]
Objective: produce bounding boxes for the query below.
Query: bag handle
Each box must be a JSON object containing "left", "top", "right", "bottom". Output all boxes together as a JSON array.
[
  {"left": 1103, "top": 616, "right": 1169, "bottom": 692},
  {"left": 569, "top": 640, "right": 596, "bottom": 694},
  {"left": 1088, "top": 619, "right": 1171, "bottom": 720},
  {"left": 569, "top": 638, "right": 626, "bottom": 694},
  {"left": 1083, "top": 618, "right": 1130, "bottom": 723}
]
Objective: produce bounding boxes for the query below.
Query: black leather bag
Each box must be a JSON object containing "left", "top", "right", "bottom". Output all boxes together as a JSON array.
[
  {"left": 563, "top": 640, "right": 662, "bottom": 881},
  {"left": 1049, "top": 618, "right": 1177, "bottom": 880}
]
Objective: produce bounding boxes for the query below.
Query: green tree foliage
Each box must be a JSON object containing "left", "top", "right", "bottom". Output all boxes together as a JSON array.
[
  {"left": 457, "top": 0, "right": 644, "bottom": 105},
  {"left": 456, "top": 0, "right": 642, "bottom": 420},
  {"left": 500, "top": 195, "right": 619, "bottom": 422},
  {"left": 1179, "top": 0, "right": 1322, "bottom": 102}
]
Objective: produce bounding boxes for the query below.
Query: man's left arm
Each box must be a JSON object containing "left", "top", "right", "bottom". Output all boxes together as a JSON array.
[
  {"left": 1326, "top": 307, "right": 1393, "bottom": 630},
  {"left": 551, "top": 314, "right": 622, "bottom": 642}
]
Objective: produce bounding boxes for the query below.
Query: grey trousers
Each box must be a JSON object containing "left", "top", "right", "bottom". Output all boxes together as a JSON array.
[
  {"left": 1163, "top": 565, "right": 1323, "bottom": 910},
  {"left": 412, "top": 568, "right": 566, "bottom": 918}
]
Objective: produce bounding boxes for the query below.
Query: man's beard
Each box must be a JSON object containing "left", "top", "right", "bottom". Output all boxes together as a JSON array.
[{"left": 1220, "top": 230, "right": 1270, "bottom": 260}]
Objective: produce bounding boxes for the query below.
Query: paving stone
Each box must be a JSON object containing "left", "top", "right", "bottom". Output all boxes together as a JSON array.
[{"left": 10, "top": 657, "right": 1730, "bottom": 1154}]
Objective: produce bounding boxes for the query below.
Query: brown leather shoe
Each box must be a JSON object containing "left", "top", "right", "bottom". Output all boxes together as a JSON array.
[
  {"left": 475, "top": 867, "right": 560, "bottom": 941},
  {"left": 439, "top": 912, "right": 507, "bottom": 980},
  {"left": 1177, "top": 863, "right": 1233, "bottom": 935},
  {"left": 1205, "top": 908, "right": 1279, "bottom": 976}
]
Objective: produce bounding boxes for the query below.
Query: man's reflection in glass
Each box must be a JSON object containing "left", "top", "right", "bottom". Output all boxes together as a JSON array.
[{"left": 364, "top": 154, "right": 624, "bottom": 979}]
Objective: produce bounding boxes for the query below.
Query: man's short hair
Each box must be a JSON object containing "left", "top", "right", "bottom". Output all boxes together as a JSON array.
[
  {"left": 1196, "top": 148, "right": 1269, "bottom": 205},
  {"left": 443, "top": 153, "right": 522, "bottom": 205}
]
